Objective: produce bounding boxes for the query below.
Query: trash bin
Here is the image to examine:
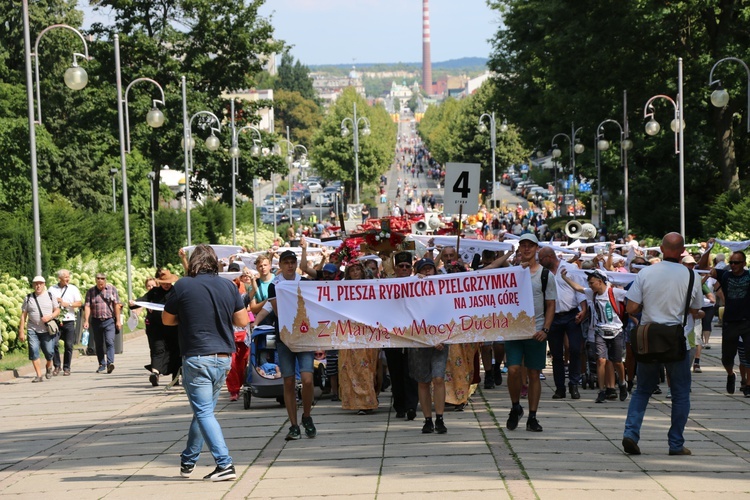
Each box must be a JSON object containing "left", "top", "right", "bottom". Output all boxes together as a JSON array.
[{"left": 369, "top": 207, "right": 379, "bottom": 219}]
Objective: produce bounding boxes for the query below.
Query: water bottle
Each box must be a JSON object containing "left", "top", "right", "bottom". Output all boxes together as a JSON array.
[{"left": 81, "top": 328, "right": 89, "bottom": 346}]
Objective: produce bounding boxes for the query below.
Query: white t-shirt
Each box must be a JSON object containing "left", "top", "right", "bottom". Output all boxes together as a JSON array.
[
  {"left": 584, "top": 286, "right": 628, "bottom": 338},
  {"left": 552, "top": 260, "right": 587, "bottom": 313},
  {"left": 528, "top": 265, "right": 557, "bottom": 331},
  {"left": 49, "top": 283, "right": 82, "bottom": 322},
  {"left": 625, "top": 261, "right": 703, "bottom": 325},
  {"left": 702, "top": 277, "right": 716, "bottom": 308}
]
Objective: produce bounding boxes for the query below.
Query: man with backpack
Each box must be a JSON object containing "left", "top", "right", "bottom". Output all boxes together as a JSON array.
[{"left": 561, "top": 269, "right": 629, "bottom": 403}]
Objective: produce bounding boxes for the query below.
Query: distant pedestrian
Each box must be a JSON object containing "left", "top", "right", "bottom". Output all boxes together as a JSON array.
[
  {"left": 163, "top": 244, "right": 248, "bottom": 481},
  {"left": 83, "top": 273, "right": 121, "bottom": 374}
]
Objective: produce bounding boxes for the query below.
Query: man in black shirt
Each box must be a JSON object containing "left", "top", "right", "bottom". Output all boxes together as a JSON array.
[{"left": 163, "top": 245, "right": 248, "bottom": 482}]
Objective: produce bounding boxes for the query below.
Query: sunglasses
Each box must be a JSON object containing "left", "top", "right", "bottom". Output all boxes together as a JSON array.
[
  {"left": 729, "top": 260, "right": 744, "bottom": 265},
  {"left": 397, "top": 264, "right": 412, "bottom": 269}
]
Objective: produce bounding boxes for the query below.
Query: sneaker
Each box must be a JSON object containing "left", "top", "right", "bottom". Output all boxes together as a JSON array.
[
  {"left": 435, "top": 418, "right": 447, "bottom": 434},
  {"left": 668, "top": 447, "right": 692, "bottom": 456},
  {"left": 704, "top": 344, "right": 711, "bottom": 349},
  {"left": 454, "top": 403, "right": 466, "bottom": 412},
  {"left": 149, "top": 373, "right": 159, "bottom": 387},
  {"left": 619, "top": 383, "right": 628, "bottom": 402},
  {"left": 45, "top": 366, "right": 53, "bottom": 379},
  {"left": 506, "top": 406, "right": 523, "bottom": 431},
  {"left": 203, "top": 464, "right": 236, "bottom": 482},
  {"left": 606, "top": 388, "right": 617, "bottom": 400},
  {"left": 552, "top": 388, "right": 566, "bottom": 399},
  {"left": 693, "top": 364, "right": 702, "bottom": 373},
  {"left": 285, "top": 425, "right": 301, "bottom": 441},
  {"left": 727, "top": 373, "right": 736, "bottom": 394},
  {"left": 406, "top": 408, "right": 417, "bottom": 421},
  {"left": 96, "top": 365, "right": 106, "bottom": 373},
  {"left": 622, "top": 437, "right": 641, "bottom": 455},
  {"left": 569, "top": 385, "right": 581, "bottom": 400},
  {"left": 422, "top": 419, "right": 434, "bottom": 433},
  {"left": 666, "top": 388, "right": 672, "bottom": 399},
  {"left": 595, "top": 390, "right": 607, "bottom": 403},
  {"left": 32, "top": 376, "right": 44, "bottom": 383},
  {"left": 180, "top": 462, "right": 195, "bottom": 478},
  {"left": 395, "top": 411, "right": 406, "bottom": 419},
  {"left": 743, "top": 385, "right": 750, "bottom": 398},
  {"left": 493, "top": 365, "right": 503, "bottom": 386},
  {"left": 526, "top": 417, "right": 543, "bottom": 432},
  {"left": 107, "top": 363, "right": 115, "bottom": 374},
  {"left": 539, "top": 372, "right": 546, "bottom": 380},
  {"left": 302, "top": 415, "right": 317, "bottom": 438},
  {"left": 484, "top": 374, "right": 495, "bottom": 390},
  {"left": 652, "top": 385, "right": 662, "bottom": 395}
]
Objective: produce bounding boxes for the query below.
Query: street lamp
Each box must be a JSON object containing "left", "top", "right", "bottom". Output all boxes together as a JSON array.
[
  {"left": 228, "top": 99, "right": 262, "bottom": 245},
  {"left": 478, "top": 113, "right": 507, "bottom": 209},
  {"left": 23, "top": 0, "right": 90, "bottom": 276},
  {"left": 551, "top": 123, "right": 584, "bottom": 219},
  {"left": 643, "top": 58, "right": 685, "bottom": 238},
  {"left": 109, "top": 168, "right": 118, "bottom": 212},
  {"left": 147, "top": 172, "right": 157, "bottom": 268},
  {"left": 181, "top": 76, "right": 222, "bottom": 246},
  {"left": 279, "top": 127, "right": 308, "bottom": 232},
  {"left": 708, "top": 57, "right": 750, "bottom": 132},
  {"left": 115, "top": 34, "right": 166, "bottom": 303},
  {"left": 595, "top": 108, "right": 633, "bottom": 230},
  {"left": 341, "top": 102, "right": 371, "bottom": 204}
]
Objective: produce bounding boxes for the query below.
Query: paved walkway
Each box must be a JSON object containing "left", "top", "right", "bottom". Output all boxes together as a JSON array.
[{"left": 1, "top": 330, "right": 749, "bottom": 499}]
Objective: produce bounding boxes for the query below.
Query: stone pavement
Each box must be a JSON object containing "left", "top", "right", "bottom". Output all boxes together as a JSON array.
[{"left": 1, "top": 331, "right": 749, "bottom": 500}]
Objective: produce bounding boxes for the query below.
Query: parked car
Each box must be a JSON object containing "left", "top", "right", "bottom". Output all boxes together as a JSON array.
[
  {"left": 289, "top": 191, "right": 305, "bottom": 208},
  {"left": 315, "top": 193, "right": 334, "bottom": 207},
  {"left": 263, "top": 199, "right": 285, "bottom": 213},
  {"left": 306, "top": 181, "right": 323, "bottom": 193}
]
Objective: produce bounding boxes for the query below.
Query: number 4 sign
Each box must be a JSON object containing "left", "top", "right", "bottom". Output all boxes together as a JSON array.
[{"left": 443, "top": 163, "right": 480, "bottom": 215}]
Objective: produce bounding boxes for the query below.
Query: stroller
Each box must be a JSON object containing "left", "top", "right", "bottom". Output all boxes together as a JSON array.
[{"left": 241, "top": 325, "right": 285, "bottom": 409}]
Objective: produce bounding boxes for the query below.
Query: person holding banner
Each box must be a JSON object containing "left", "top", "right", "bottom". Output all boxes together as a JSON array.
[
  {"left": 506, "top": 234, "right": 556, "bottom": 433},
  {"left": 384, "top": 251, "right": 419, "bottom": 420},
  {"left": 339, "top": 261, "right": 381, "bottom": 414},
  {"left": 252, "top": 250, "right": 317, "bottom": 441}
]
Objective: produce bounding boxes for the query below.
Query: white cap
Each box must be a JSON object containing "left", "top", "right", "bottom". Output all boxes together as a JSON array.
[{"left": 32, "top": 275, "right": 45, "bottom": 283}]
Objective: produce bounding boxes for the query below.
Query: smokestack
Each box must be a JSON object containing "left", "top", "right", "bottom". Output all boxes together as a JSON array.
[{"left": 422, "top": 0, "right": 432, "bottom": 95}]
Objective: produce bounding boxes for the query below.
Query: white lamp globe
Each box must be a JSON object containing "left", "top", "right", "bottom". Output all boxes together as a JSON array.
[
  {"left": 64, "top": 64, "right": 88, "bottom": 90},
  {"left": 597, "top": 139, "right": 610, "bottom": 151},
  {"left": 710, "top": 88, "right": 730, "bottom": 108},
  {"left": 645, "top": 119, "right": 661, "bottom": 136},
  {"left": 146, "top": 108, "right": 165, "bottom": 128},
  {"left": 205, "top": 135, "right": 221, "bottom": 151}
]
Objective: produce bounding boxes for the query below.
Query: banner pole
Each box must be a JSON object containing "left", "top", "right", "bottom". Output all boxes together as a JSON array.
[{"left": 455, "top": 205, "right": 463, "bottom": 256}]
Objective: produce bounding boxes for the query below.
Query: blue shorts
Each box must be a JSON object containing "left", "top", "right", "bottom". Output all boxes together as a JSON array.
[
  {"left": 276, "top": 339, "right": 314, "bottom": 378},
  {"left": 505, "top": 338, "right": 547, "bottom": 370},
  {"left": 27, "top": 329, "right": 56, "bottom": 361}
]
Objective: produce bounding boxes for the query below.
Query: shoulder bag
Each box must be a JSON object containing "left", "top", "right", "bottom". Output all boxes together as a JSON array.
[
  {"left": 632, "top": 268, "right": 694, "bottom": 364},
  {"left": 31, "top": 292, "right": 60, "bottom": 335}
]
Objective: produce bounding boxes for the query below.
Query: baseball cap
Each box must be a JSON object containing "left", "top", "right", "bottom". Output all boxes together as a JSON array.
[
  {"left": 585, "top": 269, "right": 608, "bottom": 282},
  {"left": 32, "top": 275, "right": 45, "bottom": 283},
  {"left": 322, "top": 263, "right": 338, "bottom": 274},
  {"left": 415, "top": 258, "right": 436, "bottom": 273},
  {"left": 518, "top": 233, "right": 539, "bottom": 245},
  {"left": 279, "top": 250, "right": 297, "bottom": 261},
  {"left": 394, "top": 251, "right": 412, "bottom": 266},
  {"left": 681, "top": 255, "right": 697, "bottom": 264}
]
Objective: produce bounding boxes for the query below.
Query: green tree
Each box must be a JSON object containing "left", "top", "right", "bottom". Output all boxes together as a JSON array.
[
  {"left": 275, "top": 53, "right": 315, "bottom": 101},
  {"left": 310, "top": 88, "right": 396, "bottom": 201},
  {"left": 274, "top": 88, "right": 323, "bottom": 146}
]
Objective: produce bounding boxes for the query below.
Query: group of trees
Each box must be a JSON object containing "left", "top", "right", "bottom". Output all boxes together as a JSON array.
[{"left": 487, "top": 0, "right": 750, "bottom": 239}]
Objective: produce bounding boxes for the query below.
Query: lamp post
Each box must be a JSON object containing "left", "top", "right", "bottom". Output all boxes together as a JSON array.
[
  {"left": 181, "top": 76, "right": 222, "bottom": 246},
  {"left": 643, "top": 58, "right": 685, "bottom": 238},
  {"left": 708, "top": 57, "right": 750, "bottom": 132},
  {"left": 278, "top": 129, "right": 308, "bottom": 230},
  {"left": 551, "top": 124, "right": 584, "bottom": 219},
  {"left": 228, "top": 99, "right": 262, "bottom": 245},
  {"left": 595, "top": 112, "right": 633, "bottom": 230},
  {"left": 341, "top": 102, "right": 371, "bottom": 204},
  {"left": 115, "top": 34, "right": 165, "bottom": 303},
  {"left": 23, "top": 0, "right": 89, "bottom": 276},
  {"left": 478, "top": 113, "right": 508, "bottom": 209},
  {"left": 147, "top": 172, "right": 157, "bottom": 268},
  {"left": 109, "top": 168, "right": 118, "bottom": 212}
]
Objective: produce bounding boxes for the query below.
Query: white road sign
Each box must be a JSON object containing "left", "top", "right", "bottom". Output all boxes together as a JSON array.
[{"left": 443, "top": 162, "right": 480, "bottom": 215}]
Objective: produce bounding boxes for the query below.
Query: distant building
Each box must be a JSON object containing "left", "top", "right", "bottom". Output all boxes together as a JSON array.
[
  {"left": 222, "top": 88, "right": 275, "bottom": 132},
  {"left": 311, "top": 66, "right": 366, "bottom": 107}
]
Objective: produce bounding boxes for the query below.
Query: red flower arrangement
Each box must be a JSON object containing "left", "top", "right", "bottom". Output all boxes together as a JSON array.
[{"left": 330, "top": 236, "right": 364, "bottom": 265}]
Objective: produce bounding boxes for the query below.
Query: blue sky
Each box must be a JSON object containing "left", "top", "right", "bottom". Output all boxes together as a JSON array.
[{"left": 79, "top": 0, "right": 501, "bottom": 66}]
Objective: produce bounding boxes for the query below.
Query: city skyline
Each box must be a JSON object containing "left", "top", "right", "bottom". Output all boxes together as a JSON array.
[{"left": 79, "top": 0, "right": 500, "bottom": 66}]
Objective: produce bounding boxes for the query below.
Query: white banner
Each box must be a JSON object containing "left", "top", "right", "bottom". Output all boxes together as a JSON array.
[{"left": 275, "top": 267, "right": 536, "bottom": 351}]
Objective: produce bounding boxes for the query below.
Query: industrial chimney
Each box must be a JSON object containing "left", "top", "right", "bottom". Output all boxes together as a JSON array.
[{"left": 422, "top": 0, "right": 432, "bottom": 95}]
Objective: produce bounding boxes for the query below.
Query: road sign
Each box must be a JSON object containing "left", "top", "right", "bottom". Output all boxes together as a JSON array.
[
  {"left": 443, "top": 163, "right": 480, "bottom": 215},
  {"left": 606, "top": 209, "right": 616, "bottom": 215}
]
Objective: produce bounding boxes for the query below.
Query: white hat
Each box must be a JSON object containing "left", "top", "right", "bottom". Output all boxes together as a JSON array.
[{"left": 32, "top": 275, "right": 45, "bottom": 283}]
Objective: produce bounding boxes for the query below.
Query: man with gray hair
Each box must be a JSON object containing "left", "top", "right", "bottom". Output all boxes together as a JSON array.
[{"left": 49, "top": 269, "right": 82, "bottom": 376}]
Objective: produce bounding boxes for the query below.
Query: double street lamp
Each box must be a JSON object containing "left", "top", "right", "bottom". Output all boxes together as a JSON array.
[
  {"left": 228, "top": 99, "right": 261, "bottom": 245},
  {"left": 341, "top": 102, "right": 371, "bottom": 205},
  {"left": 23, "top": 0, "right": 90, "bottom": 276},
  {"left": 552, "top": 124, "right": 584, "bottom": 219},
  {"left": 280, "top": 127, "right": 308, "bottom": 232},
  {"left": 643, "top": 57, "right": 685, "bottom": 238},
  {"left": 478, "top": 112, "right": 508, "bottom": 209},
  {"left": 115, "top": 34, "right": 165, "bottom": 302},
  {"left": 181, "top": 76, "right": 222, "bottom": 246},
  {"left": 595, "top": 99, "right": 633, "bottom": 232}
]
